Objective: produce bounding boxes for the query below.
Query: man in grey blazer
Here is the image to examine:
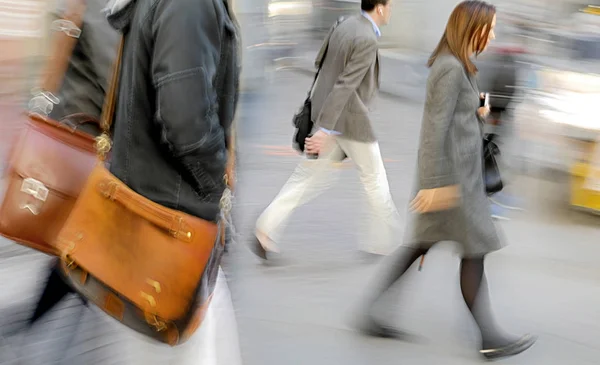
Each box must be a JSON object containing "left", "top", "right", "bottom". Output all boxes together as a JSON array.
[{"left": 251, "top": 0, "right": 398, "bottom": 259}]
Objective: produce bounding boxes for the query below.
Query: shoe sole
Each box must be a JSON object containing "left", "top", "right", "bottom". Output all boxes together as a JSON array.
[
  {"left": 480, "top": 334, "right": 537, "bottom": 361},
  {"left": 491, "top": 214, "right": 510, "bottom": 221},
  {"left": 490, "top": 198, "right": 524, "bottom": 211},
  {"left": 247, "top": 236, "right": 268, "bottom": 260}
]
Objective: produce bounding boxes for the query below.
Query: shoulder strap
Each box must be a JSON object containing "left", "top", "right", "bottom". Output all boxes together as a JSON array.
[
  {"left": 100, "top": 37, "right": 125, "bottom": 132},
  {"left": 308, "top": 16, "right": 345, "bottom": 97},
  {"left": 38, "top": 0, "right": 87, "bottom": 98}
]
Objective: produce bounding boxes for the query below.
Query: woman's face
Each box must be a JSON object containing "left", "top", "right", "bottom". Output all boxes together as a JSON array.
[{"left": 480, "top": 14, "right": 497, "bottom": 52}]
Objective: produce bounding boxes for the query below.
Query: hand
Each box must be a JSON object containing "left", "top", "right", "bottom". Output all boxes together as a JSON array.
[
  {"left": 305, "top": 130, "right": 329, "bottom": 155},
  {"left": 477, "top": 106, "right": 490, "bottom": 119},
  {"left": 478, "top": 93, "right": 490, "bottom": 119},
  {"left": 410, "top": 185, "right": 460, "bottom": 214}
]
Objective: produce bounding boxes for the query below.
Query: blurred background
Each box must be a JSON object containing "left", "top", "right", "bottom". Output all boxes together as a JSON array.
[{"left": 1, "top": 0, "right": 600, "bottom": 364}]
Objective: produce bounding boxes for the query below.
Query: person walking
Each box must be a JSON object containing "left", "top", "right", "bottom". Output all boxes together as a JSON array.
[
  {"left": 0, "top": 0, "right": 243, "bottom": 363},
  {"left": 250, "top": 0, "right": 399, "bottom": 259},
  {"left": 357, "top": 1, "right": 536, "bottom": 360}
]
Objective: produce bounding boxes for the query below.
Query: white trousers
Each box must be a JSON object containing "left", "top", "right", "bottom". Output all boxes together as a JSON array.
[{"left": 256, "top": 137, "right": 401, "bottom": 254}]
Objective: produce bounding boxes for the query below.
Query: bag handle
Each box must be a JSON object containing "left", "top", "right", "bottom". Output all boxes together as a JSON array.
[{"left": 97, "top": 178, "right": 201, "bottom": 242}]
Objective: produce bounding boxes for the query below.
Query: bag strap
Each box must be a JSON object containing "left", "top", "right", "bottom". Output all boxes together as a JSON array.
[
  {"left": 99, "top": 37, "right": 125, "bottom": 133},
  {"left": 307, "top": 17, "right": 345, "bottom": 98},
  {"left": 96, "top": 37, "right": 236, "bottom": 193},
  {"left": 36, "top": 0, "right": 87, "bottom": 102}
]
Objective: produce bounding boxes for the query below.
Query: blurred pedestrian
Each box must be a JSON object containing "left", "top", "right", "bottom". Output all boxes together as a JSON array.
[
  {"left": 357, "top": 1, "right": 536, "bottom": 360},
  {"left": 477, "top": 46, "right": 527, "bottom": 218},
  {"left": 0, "top": 0, "right": 243, "bottom": 363},
  {"left": 250, "top": 0, "right": 401, "bottom": 259}
]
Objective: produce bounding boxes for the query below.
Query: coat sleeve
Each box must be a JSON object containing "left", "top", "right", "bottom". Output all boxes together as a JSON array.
[
  {"left": 151, "top": 0, "right": 227, "bottom": 193},
  {"left": 418, "top": 63, "right": 463, "bottom": 189},
  {"left": 316, "top": 37, "right": 378, "bottom": 131}
]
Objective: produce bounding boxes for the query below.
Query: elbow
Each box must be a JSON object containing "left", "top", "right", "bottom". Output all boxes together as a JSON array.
[{"left": 158, "top": 106, "right": 225, "bottom": 162}]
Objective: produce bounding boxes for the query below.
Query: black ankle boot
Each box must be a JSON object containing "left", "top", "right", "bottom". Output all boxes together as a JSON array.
[{"left": 357, "top": 315, "right": 407, "bottom": 339}]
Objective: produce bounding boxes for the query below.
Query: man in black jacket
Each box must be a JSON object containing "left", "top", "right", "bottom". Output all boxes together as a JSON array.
[
  {"left": 107, "top": 0, "right": 240, "bottom": 222},
  {"left": 14, "top": 0, "right": 241, "bottom": 363}
]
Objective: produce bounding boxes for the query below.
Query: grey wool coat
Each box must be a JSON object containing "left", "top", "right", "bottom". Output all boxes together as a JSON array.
[{"left": 403, "top": 52, "right": 504, "bottom": 257}]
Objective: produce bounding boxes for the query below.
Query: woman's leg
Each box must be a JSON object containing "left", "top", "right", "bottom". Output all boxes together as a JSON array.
[
  {"left": 359, "top": 245, "right": 429, "bottom": 337},
  {"left": 460, "top": 256, "right": 536, "bottom": 359}
]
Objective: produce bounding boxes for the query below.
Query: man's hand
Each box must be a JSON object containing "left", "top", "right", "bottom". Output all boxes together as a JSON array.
[
  {"left": 305, "top": 130, "right": 330, "bottom": 155},
  {"left": 410, "top": 185, "right": 460, "bottom": 213}
]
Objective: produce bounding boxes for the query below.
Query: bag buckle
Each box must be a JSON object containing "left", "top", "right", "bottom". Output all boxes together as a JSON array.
[
  {"left": 219, "top": 187, "right": 233, "bottom": 216},
  {"left": 28, "top": 95, "right": 54, "bottom": 117},
  {"left": 169, "top": 216, "right": 192, "bottom": 241},
  {"left": 51, "top": 19, "right": 82, "bottom": 38},
  {"left": 141, "top": 298, "right": 167, "bottom": 332},
  {"left": 64, "top": 254, "right": 78, "bottom": 270},
  {"left": 20, "top": 178, "right": 49, "bottom": 215},
  {"left": 145, "top": 314, "right": 167, "bottom": 332}
]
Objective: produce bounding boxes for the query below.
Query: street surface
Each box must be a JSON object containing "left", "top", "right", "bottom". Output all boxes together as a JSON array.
[
  {"left": 0, "top": 70, "right": 598, "bottom": 365},
  {"left": 225, "top": 70, "right": 600, "bottom": 365}
]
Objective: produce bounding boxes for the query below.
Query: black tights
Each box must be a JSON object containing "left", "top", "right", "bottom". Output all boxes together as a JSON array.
[{"left": 368, "top": 246, "right": 513, "bottom": 348}]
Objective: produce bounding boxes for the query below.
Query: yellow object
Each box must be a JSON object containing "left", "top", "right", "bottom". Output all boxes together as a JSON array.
[
  {"left": 570, "top": 162, "right": 600, "bottom": 213},
  {"left": 582, "top": 6, "right": 600, "bottom": 15}
]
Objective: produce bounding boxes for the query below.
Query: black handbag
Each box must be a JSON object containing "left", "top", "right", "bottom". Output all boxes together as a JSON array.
[
  {"left": 483, "top": 133, "right": 503, "bottom": 195},
  {"left": 292, "top": 97, "right": 314, "bottom": 153}
]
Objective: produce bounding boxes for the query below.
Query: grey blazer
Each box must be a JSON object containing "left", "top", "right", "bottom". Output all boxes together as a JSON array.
[
  {"left": 404, "top": 52, "right": 503, "bottom": 257},
  {"left": 311, "top": 14, "right": 380, "bottom": 143}
]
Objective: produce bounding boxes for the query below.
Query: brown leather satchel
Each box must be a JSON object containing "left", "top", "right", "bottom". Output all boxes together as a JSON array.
[
  {"left": 56, "top": 36, "right": 236, "bottom": 345},
  {"left": 0, "top": 0, "right": 99, "bottom": 256}
]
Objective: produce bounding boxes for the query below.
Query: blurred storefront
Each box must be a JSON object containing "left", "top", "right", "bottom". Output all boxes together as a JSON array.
[
  {"left": 513, "top": 68, "right": 600, "bottom": 213},
  {"left": 0, "top": 0, "right": 50, "bottom": 102},
  {"left": 0, "top": 0, "right": 50, "bottom": 174}
]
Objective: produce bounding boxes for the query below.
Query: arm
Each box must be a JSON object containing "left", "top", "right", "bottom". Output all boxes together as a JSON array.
[
  {"left": 29, "top": 0, "right": 85, "bottom": 116},
  {"left": 418, "top": 64, "right": 463, "bottom": 189},
  {"left": 152, "top": 0, "right": 226, "bottom": 193},
  {"left": 316, "top": 38, "right": 378, "bottom": 131}
]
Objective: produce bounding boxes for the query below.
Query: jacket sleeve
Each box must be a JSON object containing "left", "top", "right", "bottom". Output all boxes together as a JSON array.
[
  {"left": 316, "top": 38, "right": 378, "bottom": 131},
  {"left": 418, "top": 63, "right": 462, "bottom": 189},
  {"left": 151, "top": 0, "right": 227, "bottom": 193}
]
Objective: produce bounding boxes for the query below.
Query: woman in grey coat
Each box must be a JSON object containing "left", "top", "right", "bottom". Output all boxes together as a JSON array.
[{"left": 358, "top": 1, "right": 536, "bottom": 360}]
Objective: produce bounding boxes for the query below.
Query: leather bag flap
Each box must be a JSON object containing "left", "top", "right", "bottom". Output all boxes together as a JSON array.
[{"left": 9, "top": 118, "right": 97, "bottom": 198}]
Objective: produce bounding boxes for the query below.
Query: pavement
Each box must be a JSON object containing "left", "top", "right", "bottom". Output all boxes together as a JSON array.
[
  {"left": 0, "top": 67, "right": 598, "bottom": 365},
  {"left": 224, "top": 70, "right": 600, "bottom": 365}
]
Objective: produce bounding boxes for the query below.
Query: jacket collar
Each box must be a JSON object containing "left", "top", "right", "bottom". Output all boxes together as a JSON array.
[
  {"left": 360, "top": 11, "right": 381, "bottom": 37},
  {"left": 105, "top": 0, "right": 136, "bottom": 31}
]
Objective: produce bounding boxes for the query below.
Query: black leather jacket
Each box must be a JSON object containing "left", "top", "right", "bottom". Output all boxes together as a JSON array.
[{"left": 106, "top": 0, "right": 240, "bottom": 222}]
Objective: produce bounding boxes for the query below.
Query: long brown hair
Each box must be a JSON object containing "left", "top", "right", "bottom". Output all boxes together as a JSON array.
[{"left": 427, "top": 1, "right": 496, "bottom": 74}]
